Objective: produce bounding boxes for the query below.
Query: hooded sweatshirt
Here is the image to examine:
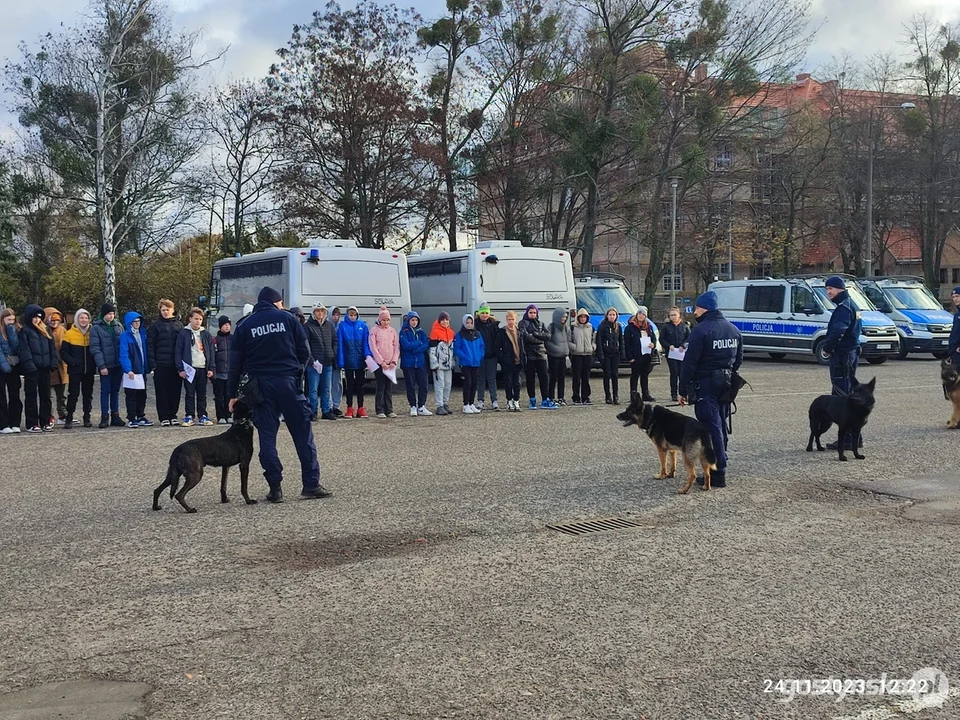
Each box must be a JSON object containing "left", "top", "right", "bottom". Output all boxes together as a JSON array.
[
  {"left": 569, "top": 310, "right": 596, "bottom": 356},
  {"left": 545, "top": 307, "right": 571, "bottom": 358},
  {"left": 368, "top": 307, "right": 400, "bottom": 367},
  {"left": 336, "top": 308, "right": 371, "bottom": 370},
  {"left": 61, "top": 310, "right": 95, "bottom": 375},
  {"left": 119, "top": 311, "right": 150, "bottom": 375},
  {"left": 399, "top": 311, "right": 430, "bottom": 369},
  {"left": 454, "top": 314, "right": 484, "bottom": 368}
]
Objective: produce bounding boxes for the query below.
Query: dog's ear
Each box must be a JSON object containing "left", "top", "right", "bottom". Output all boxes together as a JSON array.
[{"left": 865, "top": 376, "right": 877, "bottom": 391}]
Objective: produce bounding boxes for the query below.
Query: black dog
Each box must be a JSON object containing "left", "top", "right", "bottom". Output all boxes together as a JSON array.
[
  {"left": 153, "top": 403, "right": 257, "bottom": 513},
  {"left": 617, "top": 393, "right": 718, "bottom": 493},
  {"left": 806, "top": 377, "right": 876, "bottom": 461}
]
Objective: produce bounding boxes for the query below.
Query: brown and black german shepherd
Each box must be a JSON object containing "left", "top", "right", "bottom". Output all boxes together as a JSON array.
[
  {"left": 616, "top": 394, "right": 718, "bottom": 493},
  {"left": 942, "top": 358, "right": 960, "bottom": 429}
]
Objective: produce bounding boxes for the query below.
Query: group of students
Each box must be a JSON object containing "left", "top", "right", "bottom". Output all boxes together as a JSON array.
[{"left": 0, "top": 300, "right": 234, "bottom": 433}]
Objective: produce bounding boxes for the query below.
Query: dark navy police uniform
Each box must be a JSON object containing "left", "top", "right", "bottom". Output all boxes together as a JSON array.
[
  {"left": 821, "top": 284, "right": 862, "bottom": 396},
  {"left": 678, "top": 295, "right": 743, "bottom": 482},
  {"left": 949, "top": 286, "right": 960, "bottom": 367},
  {"left": 229, "top": 295, "right": 322, "bottom": 495}
]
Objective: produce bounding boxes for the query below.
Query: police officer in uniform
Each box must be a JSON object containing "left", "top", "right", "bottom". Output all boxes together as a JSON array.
[
  {"left": 678, "top": 291, "right": 742, "bottom": 489},
  {"left": 820, "top": 275, "right": 862, "bottom": 450},
  {"left": 948, "top": 286, "right": 960, "bottom": 366},
  {"left": 228, "top": 286, "right": 332, "bottom": 503}
]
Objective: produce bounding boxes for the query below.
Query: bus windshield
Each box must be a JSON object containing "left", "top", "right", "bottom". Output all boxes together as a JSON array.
[
  {"left": 882, "top": 285, "right": 943, "bottom": 311},
  {"left": 576, "top": 286, "right": 640, "bottom": 316},
  {"left": 813, "top": 284, "right": 877, "bottom": 312}
]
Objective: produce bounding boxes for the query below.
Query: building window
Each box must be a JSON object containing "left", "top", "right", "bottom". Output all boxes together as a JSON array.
[
  {"left": 714, "top": 262, "right": 731, "bottom": 279},
  {"left": 662, "top": 272, "right": 683, "bottom": 292},
  {"left": 715, "top": 143, "right": 733, "bottom": 170},
  {"left": 939, "top": 268, "right": 948, "bottom": 285},
  {"left": 952, "top": 268, "right": 959, "bottom": 284}
]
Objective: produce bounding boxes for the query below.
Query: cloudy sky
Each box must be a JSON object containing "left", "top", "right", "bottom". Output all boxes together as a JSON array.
[{"left": 2, "top": 0, "right": 959, "bottom": 137}]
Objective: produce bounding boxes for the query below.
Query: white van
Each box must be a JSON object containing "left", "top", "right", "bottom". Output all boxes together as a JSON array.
[
  {"left": 708, "top": 277, "right": 900, "bottom": 364},
  {"left": 206, "top": 240, "right": 411, "bottom": 334},
  {"left": 407, "top": 241, "right": 577, "bottom": 323}
]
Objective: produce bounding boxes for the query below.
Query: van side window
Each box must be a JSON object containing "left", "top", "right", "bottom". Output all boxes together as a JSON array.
[
  {"left": 791, "top": 285, "right": 814, "bottom": 313},
  {"left": 863, "top": 286, "right": 884, "bottom": 307},
  {"left": 744, "top": 285, "right": 784, "bottom": 313}
]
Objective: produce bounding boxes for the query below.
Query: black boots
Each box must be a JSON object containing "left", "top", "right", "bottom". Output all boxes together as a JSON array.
[{"left": 265, "top": 488, "right": 283, "bottom": 503}]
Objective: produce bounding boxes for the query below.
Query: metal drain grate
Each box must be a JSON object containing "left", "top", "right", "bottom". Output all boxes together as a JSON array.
[{"left": 546, "top": 516, "right": 644, "bottom": 536}]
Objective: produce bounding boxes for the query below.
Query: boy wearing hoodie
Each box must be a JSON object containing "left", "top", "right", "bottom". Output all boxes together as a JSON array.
[
  {"left": 569, "top": 309, "right": 596, "bottom": 405},
  {"left": 45, "top": 307, "right": 68, "bottom": 425},
  {"left": 60, "top": 308, "right": 97, "bottom": 428},
  {"left": 147, "top": 299, "right": 184, "bottom": 426},
  {"left": 118, "top": 311, "right": 153, "bottom": 427},
  {"left": 212, "top": 316, "right": 232, "bottom": 424},
  {"left": 474, "top": 304, "right": 500, "bottom": 410},
  {"left": 175, "top": 308, "right": 215, "bottom": 426},
  {"left": 368, "top": 305, "right": 400, "bottom": 418},
  {"left": 329, "top": 306, "right": 344, "bottom": 416},
  {"left": 545, "top": 307, "right": 571, "bottom": 406},
  {"left": 429, "top": 312, "right": 455, "bottom": 415},
  {"left": 399, "top": 311, "right": 431, "bottom": 416},
  {"left": 90, "top": 303, "right": 126, "bottom": 428},
  {"left": 518, "top": 304, "right": 554, "bottom": 409},
  {"left": 454, "top": 313, "right": 484, "bottom": 413},
  {"left": 336, "top": 306, "right": 371, "bottom": 418},
  {"left": 19, "top": 304, "right": 57, "bottom": 433}
]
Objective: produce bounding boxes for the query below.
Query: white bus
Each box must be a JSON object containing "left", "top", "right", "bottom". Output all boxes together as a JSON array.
[
  {"left": 407, "top": 241, "right": 577, "bottom": 324},
  {"left": 206, "top": 240, "right": 411, "bottom": 334}
]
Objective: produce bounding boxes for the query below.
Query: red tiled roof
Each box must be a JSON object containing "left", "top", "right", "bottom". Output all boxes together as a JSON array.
[{"left": 884, "top": 227, "right": 921, "bottom": 262}]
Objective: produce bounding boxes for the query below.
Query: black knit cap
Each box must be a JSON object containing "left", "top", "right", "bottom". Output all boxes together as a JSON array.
[
  {"left": 100, "top": 303, "right": 115, "bottom": 317},
  {"left": 218, "top": 315, "right": 231, "bottom": 328},
  {"left": 258, "top": 286, "right": 283, "bottom": 304}
]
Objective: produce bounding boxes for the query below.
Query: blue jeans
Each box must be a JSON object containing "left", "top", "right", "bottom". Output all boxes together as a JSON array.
[
  {"left": 306, "top": 365, "right": 333, "bottom": 416},
  {"left": 99, "top": 366, "right": 122, "bottom": 417},
  {"left": 331, "top": 367, "right": 343, "bottom": 409}
]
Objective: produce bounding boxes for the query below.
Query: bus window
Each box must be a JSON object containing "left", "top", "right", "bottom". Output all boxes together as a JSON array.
[
  {"left": 301, "top": 261, "right": 402, "bottom": 297},
  {"left": 482, "top": 259, "right": 569, "bottom": 293}
]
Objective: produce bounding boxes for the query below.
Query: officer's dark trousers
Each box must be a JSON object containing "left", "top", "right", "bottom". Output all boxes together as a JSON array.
[
  {"left": 829, "top": 349, "right": 859, "bottom": 396},
  {"left": 253, "top": 375, "right": 320, "bottom": 491},
  {"left": 693, "top": 377, "right": 728, "bottom": 473}
]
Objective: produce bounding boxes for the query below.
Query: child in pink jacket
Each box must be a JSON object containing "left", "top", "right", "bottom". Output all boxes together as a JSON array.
[{"left": 368, "top": 305, "right": 400, "bottom": 418}]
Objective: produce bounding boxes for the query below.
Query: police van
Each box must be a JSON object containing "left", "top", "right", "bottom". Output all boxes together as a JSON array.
[
  {"left": 206, "top": 240, "right": 411, "bottom": 336},
  {"left": 856, "top": 276, "right": 953, "bottom": 359},
  {"left": 707, "top": 276, "right": 899, "bottom": 364},
  {"left": 573, "top": 272, "right": 658, "bottom": 366}
]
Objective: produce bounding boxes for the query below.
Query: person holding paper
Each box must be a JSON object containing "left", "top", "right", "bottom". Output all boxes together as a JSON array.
[
  {"left": 368, "top": 305, "right": 400, "bottom": 418},
  {"left": 625, "top": 307, "right": 658, "bottom": 402},
  {"left": 659, "top": 306, "right": 691, "bottom": 402},
  {"left": 118, "top": 311, "right": 152, "bottom": 428},
  {"left": 304, "top": 303, "right": 338, "bottom": 421},
  {"left": 175, "top": 308, "right": 215, "bottom": 427},
  {"left": 336, "top": 306, "right": 371, "bottom": 419}
]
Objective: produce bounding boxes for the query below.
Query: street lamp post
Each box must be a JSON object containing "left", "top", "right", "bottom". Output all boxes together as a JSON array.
[
  {"left": 669, "top": 176, "right": 681, "bottom": 307},
  {"left": 865, "top": 102, "right": 915, "bottom": 277}
]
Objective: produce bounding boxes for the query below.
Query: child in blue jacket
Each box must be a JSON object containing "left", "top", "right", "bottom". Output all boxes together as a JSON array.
[
  {"left": 118, "top": 310, "right": 153, "bottom": 428},
  {"left": 399, "top": 311, "right": 431, "bottom": 416},
  {"left": 454, "top": 313, "right": 484, "bottom": 414}
]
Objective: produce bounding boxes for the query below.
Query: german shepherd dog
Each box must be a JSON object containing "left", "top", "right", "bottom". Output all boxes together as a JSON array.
[
  {"left": 942, "top": 359, "right": 960, "bottom": 429},
  {"left": 617, "top": 394, "right": 718, "bottom": 494},
  {"left": 153, "top": 402, "right": 257, "bottom": 513},
  {"left": 806, "top": 377, "right": 876, "bottom": 461}
]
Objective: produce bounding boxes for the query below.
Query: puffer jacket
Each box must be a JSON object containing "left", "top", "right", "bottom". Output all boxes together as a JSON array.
[
  {"left": 569, "top": 321, "right": 596, "bottom": 356},
  {"left": 518, "top": 312, "right": 550, "bottom": 360},
  {"left": 659, "top": 320, "right": 691, "bottom": 353},
  {"left": 147, "top": 315, "right": 183, "bottom": 368},
  {"left": 19, "top": 310, "right": 57, "bottom": 375},
  {"left": 61, "top": 321, "right": 95, "bottom": 376},
  {"left": 90, "top": 317, "right": 123, "bottom": 370},
  {"left": 0, "top": 323, "right": 20, "bottom": 374},
  {"left": 44, "top": 307, "right": 68, "bottom": 385},
  {"left": 454, "top": 317, "right": 485, "bottom": 368},
  {"left": 399, "top": 313, "right": 430, "bottom": 368},
  {"left": 118, "top": 311, "right": 151, "bottom": 375},
  {"left": 213, "top": 331, "right": 231, "bottom": 380},
  {"left": 304, "top": 316, "right": 337, "bottom": 366},
  {"left": 368, "top": 322, "right": 400, "bottom": 367},
  {"left": 337, "top": 315, "right": 371, "bottom": 370},
  {"left": 544, "top": 308, "right": 571, "bottom": 358},
  {"left": 596, "top": 318, "right": 622, "bottom": 358}
]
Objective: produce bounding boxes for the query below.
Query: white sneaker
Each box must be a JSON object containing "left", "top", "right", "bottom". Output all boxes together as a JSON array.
[
  {"left": 491, "top": 401, "right": 499, "bottom": 410},
  {"left": 462, "top": 404, "right": 474, "bottom": 414},
  {"left": 417, "top": 406, "right": 432, "bottom": 416},
  {"left": 476, "top": 400, "right": 484, "bottom": 411},
  {"left": 0, "top": 427, "right": 13, "bottom": 434},
  {"left": 470, "top": 404, "right": 480, "bottom": 413},
  {"left": 410, "top": 406, "right": 419, "bottom": 416},
  {"left": 11, "top": 427, "right": 21, "bottom": 433}
]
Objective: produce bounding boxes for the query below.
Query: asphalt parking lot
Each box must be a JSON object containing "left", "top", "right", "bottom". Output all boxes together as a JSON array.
[{"left": 2, "top": 354, "right": 959, "bottom": 720}]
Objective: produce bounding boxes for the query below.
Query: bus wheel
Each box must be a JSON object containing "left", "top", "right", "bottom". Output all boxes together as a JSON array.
[{"left": 865, "top": 356, "right": 888, "bottom": 365}]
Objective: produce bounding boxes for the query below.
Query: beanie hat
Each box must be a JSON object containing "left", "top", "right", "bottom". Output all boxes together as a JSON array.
[
  {"left": 438, "top": 311, "right": 450, "bottom": 322},
  {"left": 290, "top": 307, "right": 305, "bottom": 323},
  {"left": 477, "top": 303, "right": 491, "bottom": 314},
  {"left": 637, "top": 305, "right": 648, "bottom": 316},
  {"left": 952, "top": 286, "right": 960, "bottom": 296},
  {"left": 258, "top": 286, "right": 283, "bottom": 304},
  {"left": 100, "top": 303, "right": 115, "bottom": 318},
  {"left": 462, "top": 313, "right": 474, "bottom": 327},
  {"left": 74, "top": 308, "right": 91, "bottom": 322},
  {"left": 313, "top": 302, "right": 327, "bottom": 312},
  {"left": 347, "top": 305, "right": 358, "bottom": 315},
  {"left": 695, "top": 291, "right": 718, "bottom": 312},
  {"left": 825, "top": 276, "right": 846, "bottom": 290},
  {"left": 218, "top": 315, "right": 231, "bottom": 329},
  {"left": 378, "top": 305, "right": 391, "bottom": 322}
]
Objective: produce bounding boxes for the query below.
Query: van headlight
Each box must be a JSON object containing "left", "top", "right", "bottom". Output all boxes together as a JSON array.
[{"left": 907, "top": 322, "right": 928, "bottom": 333}]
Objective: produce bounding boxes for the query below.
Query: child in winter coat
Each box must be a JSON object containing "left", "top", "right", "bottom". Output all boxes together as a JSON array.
[
  {"left": 518, "top": 304, "right": 554, "bottom": 409},
  {"left": 545, "top": 307, "right": 571, "bottom": 406},
  {"left": 596, "top": 307, "right": 622, "bottom": 404},
  {"left": 474, "top": 304, "right": 500, "bottom": 410},
  {"left": 429, "top": 312, "right": 455, "bottom": 415},
  {"left": 60, "top": 308, "right": 96, "bottom": 428},
  {"left": 19, "top": 304, "right": 57, "bottom": 433},
  {"left": 147, "top": 299, "right": 184, "bottom": 426},
  {"left": 494, "top": 310, "right": 526, "bottom": 411},
  {"left": 118, "top": 310, "right": 153, "bottom": 427},
  {"left": 212, "top": 316, "right": 232, "bottom": 423},
  {"left": 454, "top": 314, "right": 485, "bottom": 414},
  {"left": 625, "top": 306, "right": 658, "bottom": 401},
  {"left": 45, "top": 307, "right": 68, "bottom": 424},
  {"left": 336, "top": 306, "right": 371, "bottom": 418},
  {"left": 399, "top": 311, "right": 431, "bottom": 416},
  {"left": 569, "top": 308, "right": 596, "bottom": 404},
  {"left": 90, "top": 303, "right": 125, "bottom": 428},
  {"left": 368, "top": 305, "right": 400, "bottom": 418},
  {"left": 174, "top": 308, "right": 215, "bottom": 426},
  {"left": 659, "top": 306, "right": 691, "bottom": 401},
  {"left": 0, "top": 308, "right": 23, "bottom": 433}
]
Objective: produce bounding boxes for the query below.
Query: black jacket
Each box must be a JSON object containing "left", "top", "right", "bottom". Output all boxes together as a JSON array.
[
  {"left": 624, "top": 320, "right": 658, "bottom": 362},
  {"left": 494, "top": 326, "right": 527, "bottom": 368},
  {"left": 475, "top": 316, "right": 500, "bottom": 359},
  {"left": 304, "top": 316, "right": 338, "bottom": 365},
  {"left": 19, "top": 325, "right": 57, "bottom": 374},
  {"left": 213, "top": 332, "right": 231, "bottom": 380},
  {"left": 596, "top": 319, "right": 622, "bottom": 358},
  {"left": 517, "top": 316, "right": 550, "bottom": 360},
  {"left": 147, "top": 315, "right": 184, "bottom": 368},
  {"left": 659, "top": 320, "right": 691, "bottom": 353}
]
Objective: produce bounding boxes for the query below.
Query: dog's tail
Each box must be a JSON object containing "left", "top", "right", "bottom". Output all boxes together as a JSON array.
[
  {"left": 166, "top": 463, "right": 180, "bottom": 499},
  {"left": 701, "top": 431, "right": 718, "bottom": 469}
]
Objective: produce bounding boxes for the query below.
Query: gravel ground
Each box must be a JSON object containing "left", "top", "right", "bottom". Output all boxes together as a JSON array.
[{"left": 1, "top": 355, "right": 958, "bottom": 720}]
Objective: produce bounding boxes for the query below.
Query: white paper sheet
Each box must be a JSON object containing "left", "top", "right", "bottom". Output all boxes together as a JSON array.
[
  {"left": 364, "top": 355, "right": 379, "bottom": 374},
  {"left": 668, "top": 347, "right": 686, "bottom": 361},
  {"left": 312, "top": 360, "right": 322, "bottom": 373},
  {"left": 122, "top": 373, "right": 145, "bottom": 390},
  {"left": 640, "top": 332, "right": 652, "bottom": 355},
  {"left": 181, "top": 362, "right": 196, "bottom": 384},
  {"left": 383, "top": 367, "right": 398, "bottom": 384}
]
